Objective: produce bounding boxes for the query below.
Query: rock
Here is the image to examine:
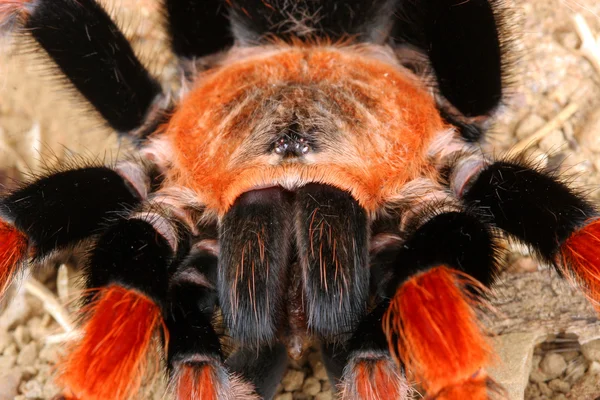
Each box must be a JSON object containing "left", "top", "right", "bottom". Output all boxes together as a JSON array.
[
  {"left": 315, "top": 392, "right": 333, "bottom": 400},
  {"left": 274, "top": 393, "right": 293, "bottom": 400},
  {"left": 20, "top": 379, "right": 43, "bottom": 399},
  {"left": 538, "top": 129, "right": 565, "bottom": 153},
  {"left": 0, "top": 292, "right": 32, "bottom": 331},
  {"left": 561, "top": 351, "right": 579, "bottom": 362},
  {"left": 0, "top": 354, "right": 16, "bottom": 369},
  {"left": 4, "top": 343, "right": 17, "bottom": 356},
  {"left": 547, "top": 378, "right": 570, "bottom": 393},
  {"left": 42, "top": 380, "right": 62, "bottom": 398},
  {"left": 17, "top": 342, "right": 38, "bottom": 366},
  {"left": 39, "top": 344, "right": 61, "bottom": 364},
  {"left": 577, "top": 109, "right": 600, "bottom": 153},
  {"left": 564, "top": 356, "right": 587, "bottom": 383},
  {"left": 538, "top": 382, "right": 553, "bottom": 397},
  {"left": 539, "top": 353, "right": 567, "bottom": 380},
  {"left": 321, "top": 380, "right": 331, "bottom": 391},
  {"left": 302, "top": 377, "right": 321, "bottom": 396},
  {"left": 581, "top": 339, "right": 600, "bottom": 362},
  {"left": 568, "top": 367, "right": 600, "bottom": 400},
  {"left": 552, "top": 394, "right": 568, "bottom": 400},
  {"left": 0, "top": 369, "right": 23, "bottom": 400},
  {"left": 311, "top": 359, "right": 328, "bottom": 381},
  {"left": 0, "top": 330, "right": 13, "bottom": 353},
  {"left": 489, "top": 332, "right": 540, "bottom": 398},
  {"left": 13, "top": 325, "right": 30, "bottom": 349},
  {"left": 281, "top": 369, "right": 305, "bottom": 392},
  {"left": 515, "top": 114, "right": 546, "bottom": 140}
]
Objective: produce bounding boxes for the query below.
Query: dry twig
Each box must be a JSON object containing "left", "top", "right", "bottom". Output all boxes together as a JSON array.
[
  {"left": 573, "top": 14, "right": 600, "bottom": 78},
  {"left": 24, "top": 278, "right": 74, "bottom": 334}
]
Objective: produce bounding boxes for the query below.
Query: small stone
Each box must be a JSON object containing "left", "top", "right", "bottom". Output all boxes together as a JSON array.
[
  {"left": 569, "top": 366, "right": 600, "bottom": 400},
  {"left": 281, "top": 369, "right": 305, "bottom": 392},
  {"left": 508, "top": 256, "right": 539, "bottom": 273},
  {"left": 539, "top": 353, "right": 567, "bottom": 380},
  {"left": 524, "top": 383, "right": 540, "bottom": 398},
  {"left": 578, "top": 109, "right": 600, "bottom": 153},
  {"left": 0, "top": 370, "right": 23, "bottom": 400},
  {"left": 538, "top": 129, "right": 565, "bottom": 153},
  {"left": 565, "top": 357, "right": 587, "bottom": 383},
  {"left": 515, "top": 114, "right": 546, "bottom": 140},
  {"left": 552, "top": 394, "right": 568, "bottom": 400},
  {"left": 20, "top": 379, "right": 43, "bottom": 399},
  {"left": 17, "top": 342, "right": 38, "bottom": 366},
  {"left": 42, "top": 380, "right": 62, "bottom": 398},
  {"left": 274, "top": 394, "right": 293, "bottom": 400},
  {"left": 0, "top": 293, "right": 32, "bottom": 330},
  {"left": 538, "top": 382, "right": 553, "bottom": 397},
  {"left": 4, "top": 343, "right": 17, "bottom": 356},
  {"left": 311, "top": 359, "right": 328, "bottom": 381},
  {"left": 581, "top": 340, "right": 600, "bottom": 362},
  {"left": 321, "top": 380, "right": 331, "bottom": 391},
  {"left": 302, "top": 377, "right": 321, "bottom": 396},
  {"left": 26, "top": 317, "right": 46, "bottom": 340},
  {"left": 548, "top": 378, "right": 570, "bottom": 393},
  {"left": 562, "top": 351, "right": 580, "bottom": 362},
  {"left": 0, "top": 330, "right": 13, "bottom": 353},
  {"left": 13, "top": 325, "right": 30, "bottom": 349},
  {"left": 39, "top": 344, "right": 61, "bottom": 364},
  {"left": 0, "top": 354, "right": 16, "bottom": 369},
  {"left": 315, "top": 392, "right": 333, "bottom": 400},
  {"left": 588, "top": 361, "right": 600, "bottom": 374}
]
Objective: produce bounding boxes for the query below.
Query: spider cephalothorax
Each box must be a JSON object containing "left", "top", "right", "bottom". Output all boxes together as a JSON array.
[{"left": 0, "top": 1, "right": 599, "bottom": 400}]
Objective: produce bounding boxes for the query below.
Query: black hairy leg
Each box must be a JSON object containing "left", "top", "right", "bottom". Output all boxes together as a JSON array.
[
  {"left": 59, "top": 211, "right": 179, "bottom": 400},
  {"left": 165, "top": 0, "right": 232, "bottom": 60},
  {"left": 0, "top": 166, "right": 141, "bottom": 293},
  {"left": 294, "top": 183, "right": 369, "bottom": 342},
  {"left": 4, "top": 0, "right": 164, "bottom": 135},
  {"left": 168, "top": 247, "right": 259, "bottom": 400},
  {"left": 457, "top": 158, "right": 600, "bottom": 308},
  {"left": 382, "top": 211, "right": 500, "bottom": 399},
  {"left": 392, "top": 0, "right": 506, "bottom": 140},
  {"left": 218, "top": 187, "right": 293, "bottom": 347}
]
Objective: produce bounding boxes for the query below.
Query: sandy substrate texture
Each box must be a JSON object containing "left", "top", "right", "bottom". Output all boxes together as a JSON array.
[{"left": 1, "top": 0, "right": 600, "bottom": 399}]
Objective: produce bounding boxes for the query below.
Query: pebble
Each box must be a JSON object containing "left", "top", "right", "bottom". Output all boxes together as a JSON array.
[
  {"left": 315, "top": 392, "right": 333, "bottom": 400},
  {"left": 17, "top": 342, "right": 38, "bottom": 366},
  {"left": 0, "top": 294, "right": 32, "bottom": 331},
  {"left": 548, "top": 378, "right": 570, "bottom": 393},
  {"left": 20, "top": 379, "right": 43, "bottom": 399},
  {"left": 0, "top": 370, "right": 23, "bottom": 400},
  {"left": 0, "top": 354, "right": 16, "bottom": 369},
  {"left": 281, "top": 369, "right": 305, "bottom": 392},
  {"left": 577, "top": 109, "right": 600, "bottom": 153},
  {"left": 538, "top": 129, "right": 565, "bottom": 153},
  {"left": 564, "top": 357, "right": 587, "bottom": 383},
  {"left": 302, "top": 377, "right": 321, "bottom": 396},
  {"left": 13, "top": 325, "right": 30, "bottom": 349},
  {"left": 39, "top": 344, "right": 61, "bottom": 364},
  {"left": 540, "top": 353, "right": 567, "bottom": 380},
  {"left": 515, "top": 114, "right": 546, "bottom": 140},
  {"left": 538, "top": 382, "right": 553, "bottom": 397},
  {"left": 581, "top": 339, "right": 600, "bottom": 363},
  {"left": 274, "top": 394, "right": 293, "bottom": 400},
  {"left": 0, "top": 330, "right": 13, "bottom": 353},
  {"left": 42, "top": 380, "right": 62, "bottom": 398}
]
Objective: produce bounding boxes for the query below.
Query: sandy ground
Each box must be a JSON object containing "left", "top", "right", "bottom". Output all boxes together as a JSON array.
[{"left": 1, "top": 0, "right": 600, "bottom": 399}]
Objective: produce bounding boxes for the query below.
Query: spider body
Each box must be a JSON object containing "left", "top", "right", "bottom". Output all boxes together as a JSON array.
[{"left": 1, "top": 1, "right": 600, "bottom": 400}]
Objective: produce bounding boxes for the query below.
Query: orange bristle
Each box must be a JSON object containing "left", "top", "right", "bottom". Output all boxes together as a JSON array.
[
  {"left": 434, "top": 373, "right": 489, "bottom": 400},
  {"left": 383, "top": 266, "right": 493, "bottom": 398},
  {"left": 561, "top": 219, "right": 600, "bottom": 309},
  {"left": 57, "top": 285, "right": 166, "bottom": 400},
  {"left": 0, "top": 219, "right": 27, "bottom": 295},
  {"left": 353, "top": 360, "right": 408, "bottom": 400},
  {"left": 176, "top": 364, "right": 218, "bottom": 400}
]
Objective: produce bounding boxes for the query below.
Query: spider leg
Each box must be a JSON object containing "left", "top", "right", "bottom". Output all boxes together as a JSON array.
[
  {"left": 332, "top": 302, "right": 410, "bottom": 400},
  {"left": 58, "top": 209, "right": 179, "bottom": 400},
  {"left": 456, "top": 158, "right": 600, "bottom": 309},
  {"left": 382, "top": 211, "right": 501, "bottom": 399},
  {"left": 0, "top": 166, "right": 142, "bottom": 295},
  {"left": 1, "top": 0, "right": 164, "bottom": 136},
  {"left": 168, "top": 247, "right": 259, "bottom": 400},
  {"left": 391, "top": 0, "right": 505, "bottom": 140},
  {"left": 164, "top": 0, "right": 232, "bottom": 60}
]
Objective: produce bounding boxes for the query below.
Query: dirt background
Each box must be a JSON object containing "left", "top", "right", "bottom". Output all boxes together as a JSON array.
[{"left": 1, "top": 0, "right": 600, "bottom": 399}]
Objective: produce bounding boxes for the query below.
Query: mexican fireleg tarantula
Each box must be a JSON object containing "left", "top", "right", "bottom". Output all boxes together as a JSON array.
[{"left": 0, "top": 0, "right": 598, "bottom": 399}]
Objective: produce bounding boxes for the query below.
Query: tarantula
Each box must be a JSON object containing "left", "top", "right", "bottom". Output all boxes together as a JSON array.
[{"left": 0, "top": 0, "right": 599, "bottom": 399}]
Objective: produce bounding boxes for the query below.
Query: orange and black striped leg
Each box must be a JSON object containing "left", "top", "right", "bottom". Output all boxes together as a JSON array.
[
  {"left": 0, "top": 166, "right": 141, "bottom": 296},
  {"left": 168, "top": 248, "right": 259, "bottom": 400},
  {"left": 337, "top": 302, "right": 410, "bottom": 400},
  {"left": 382, "top": 212, "right": 501, "bottom": 399},
  {"left": 58, "top": 212, "right": 178, "bottom": 400},
  {"left": 458, "top": 159, "right": 600, "bottom": 307},
  {"left": 2, "top": 0, "right": 164, "bottom": 137}
]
